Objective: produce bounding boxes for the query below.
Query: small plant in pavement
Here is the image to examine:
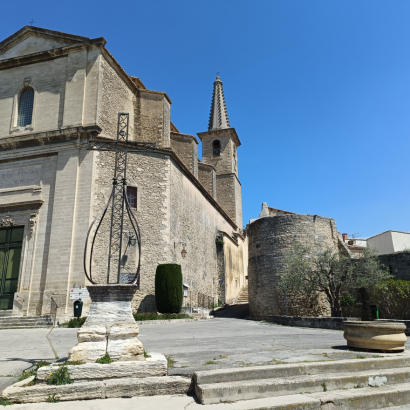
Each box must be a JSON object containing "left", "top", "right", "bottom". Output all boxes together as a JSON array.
[
  {"left": 47, "top": 394, "right": 59, "bottom": 403},
  {"left": 166, "top": 355, "right": 175, "bottom": 368},
  {"left": 0, "top": 398, "right": 13, "bottom": 406},
  {"left": 46, "top": 365, "right": 73, "bottom": 386},
  {"left": 95, "top": 353, "right": 113, "bottom": 364}
]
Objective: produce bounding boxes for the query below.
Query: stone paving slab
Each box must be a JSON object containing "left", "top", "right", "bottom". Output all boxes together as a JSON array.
[{"left": 1, "top": 318, "right": 409, "bottom": 389}]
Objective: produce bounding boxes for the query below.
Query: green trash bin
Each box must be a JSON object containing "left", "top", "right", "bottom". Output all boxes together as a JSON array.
[
  {"left": 370, "top": 304, "right": 379, "bottom": 320},
  {"left": 73, "top": 299, "right": 83, "bottom": 318}
]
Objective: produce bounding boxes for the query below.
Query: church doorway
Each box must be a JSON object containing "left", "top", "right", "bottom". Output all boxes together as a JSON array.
[{"left": 0, "top": 226, "right": 24, "bottom": 310}]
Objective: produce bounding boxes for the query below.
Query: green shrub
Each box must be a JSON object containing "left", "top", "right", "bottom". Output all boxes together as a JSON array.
[
  {"left": 133, "top": 312, "right": 192, "bottom": 321},
  {"left": 371, "top": 280, "right": 410, "bottom": 320},
  {"left": 95, "top": 353, "right": 112, "bottom": 364},
  {"left": 64, "top": 317, "right": 87, "bottom": 328},
  {"left": 46, "top": 365, "right": 73, "bottom": 386},
  {"left": 155, "top": 264, "right": 183, "bottom": 314}
]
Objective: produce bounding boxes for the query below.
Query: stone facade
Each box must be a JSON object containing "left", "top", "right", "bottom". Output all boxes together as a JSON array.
[
  {"left": 0, "top": 26, "right": 246, "bottom": 317},
  {"left": 247, "top": 214, "right": 342, "bottom": 319}
]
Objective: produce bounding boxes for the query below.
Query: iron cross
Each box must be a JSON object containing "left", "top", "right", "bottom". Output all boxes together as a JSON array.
[{"left": 84, "top": 113, "right": 156, "bottom": 286}]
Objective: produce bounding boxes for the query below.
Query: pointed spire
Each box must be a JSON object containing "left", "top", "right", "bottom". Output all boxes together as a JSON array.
[{"left": 208, "top": 75, "right": 230, "bottom": 131}]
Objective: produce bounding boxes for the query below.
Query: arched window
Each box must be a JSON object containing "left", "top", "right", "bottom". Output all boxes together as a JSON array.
[
  {"left": 17, "top": 87, "right": 34, "bottom": 127},
  {"left": 213, "top": 140, "right": 221, "bottom": 156}
]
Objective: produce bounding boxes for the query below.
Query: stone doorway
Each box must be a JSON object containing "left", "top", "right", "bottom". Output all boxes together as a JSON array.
[{"left": 0, "top": 226, "right": 23, "bottom": 310}]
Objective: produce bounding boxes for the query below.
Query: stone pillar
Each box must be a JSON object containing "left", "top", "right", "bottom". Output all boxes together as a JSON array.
[{"left": 69, "top": 284, "right": 144, "bottom": 363}]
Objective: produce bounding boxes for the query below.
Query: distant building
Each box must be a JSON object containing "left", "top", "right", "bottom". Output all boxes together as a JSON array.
[
  {"left": 341, "top": 231, "right": 410, "bottom": 256},
  {"left": 367, "top": 231, "right": 410, "bottom": 255},
  {"left": 249, "top": 202, "right": 294, "bottom": 224}
]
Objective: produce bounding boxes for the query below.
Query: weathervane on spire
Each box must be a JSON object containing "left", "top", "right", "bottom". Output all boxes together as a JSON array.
[{"left": 216, "top": 67, "right": 220, "bottom": 78}]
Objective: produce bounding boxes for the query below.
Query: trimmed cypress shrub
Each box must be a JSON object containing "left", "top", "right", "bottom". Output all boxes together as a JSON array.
[{"left": 155, "top": 264, "right": 183, "bottom": 314}]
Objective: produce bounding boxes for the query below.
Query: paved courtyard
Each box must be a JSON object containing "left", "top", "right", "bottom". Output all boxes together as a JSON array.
[{"left": 1, "top": 317, "right": 409, "bottom": 394}]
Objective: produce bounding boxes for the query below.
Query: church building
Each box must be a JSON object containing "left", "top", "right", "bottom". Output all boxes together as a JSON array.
[{"left": 0, "top": 26, "right": 247, "bottom": 317}]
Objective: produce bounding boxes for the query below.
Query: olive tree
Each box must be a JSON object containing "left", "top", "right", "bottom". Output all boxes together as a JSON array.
[{"left": 278, "top": 245, "right": 391, "bottom": 317}]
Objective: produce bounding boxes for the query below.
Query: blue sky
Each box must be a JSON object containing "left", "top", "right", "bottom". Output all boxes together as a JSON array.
[{"left": 2, "top": 1, "right": 409, "bottom": 237}]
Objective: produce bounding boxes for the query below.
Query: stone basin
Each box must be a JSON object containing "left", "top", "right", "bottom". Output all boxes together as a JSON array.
[{"left": 342, "top": 321, "right": 407, "bottom": 352}]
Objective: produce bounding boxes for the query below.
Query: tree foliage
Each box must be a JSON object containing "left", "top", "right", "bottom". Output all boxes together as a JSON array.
[
  {"left": 372, "top": 280, "right": 410, "bottom": 320},
  {"left": 279, "top": 245, "right": 391, "bottom": 317}
]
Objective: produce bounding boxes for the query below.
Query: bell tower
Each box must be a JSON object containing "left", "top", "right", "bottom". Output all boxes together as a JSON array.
[{"left": 197, "top": 75, "right": 242, "bottom": 228}]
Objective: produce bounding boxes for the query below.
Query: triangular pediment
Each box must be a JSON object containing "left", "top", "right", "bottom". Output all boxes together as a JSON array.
[{"left": 0, "top": 26, "right": 91, "bottom": 61}]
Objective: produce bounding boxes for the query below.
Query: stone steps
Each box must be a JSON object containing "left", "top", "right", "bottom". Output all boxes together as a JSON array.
[
  {"left": 196, "top": 366, "right": 410, "bottom": 404},
  {"left": 0, "top": 315, "right": 53, "bottom": 328},
  {"left": 236, "top": 286, "right": 249, "bottom": 304},
  {"left": 194, "top": 356, "right": 410, "bottom": 407},
  {"left": 200, "top": 383, "right": 410, "bottom": 410}
]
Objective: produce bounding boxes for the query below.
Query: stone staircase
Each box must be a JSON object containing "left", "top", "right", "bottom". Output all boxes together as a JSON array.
[
  {"left": 0, "top": 314, "right": 53, "bottom": 329},
  {"left": 236, "top": 286, "right": 249, "bottom": 304},
  {"left": 194, "top": 356, "right": 410, "bottom": 409}
]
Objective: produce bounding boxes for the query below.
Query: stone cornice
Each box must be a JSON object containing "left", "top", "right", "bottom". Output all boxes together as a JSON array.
[
  {"left": 218, "top": 230, "right": 240, "bottom": 247},
  {"left": 0, "top": 39, "right": 106, "bottom": 71},
  {"left": 197, "top": 161, "right": 216, "bottom": 171},
  {"left": 0, "top": 26, "right": 91, "bottom": 54},
  {"left": 0, "top": 125, "right": 102, "bottom": 152},
  {"left": 0, "top": 199, "right": 44, "bottom": 212},
  {"left": 137, "top": 88, "right": 172, "bottom": 104},
  {"left": 171, "top": 131, "right": 199, "bottom": 145},
  {"left": 197, "top": 128, "right": 241, "bottom": 147}
]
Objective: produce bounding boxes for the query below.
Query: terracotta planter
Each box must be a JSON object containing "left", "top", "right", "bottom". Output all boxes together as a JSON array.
[{"left": 342, "top": 321, "right": 407, "bottom": 351}]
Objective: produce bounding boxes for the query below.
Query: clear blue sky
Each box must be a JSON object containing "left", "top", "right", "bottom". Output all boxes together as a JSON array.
[{"left": 2, "top": 1, "right": 409, "bottom": 238}]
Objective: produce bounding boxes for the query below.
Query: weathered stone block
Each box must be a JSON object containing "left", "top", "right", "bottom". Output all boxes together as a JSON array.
[
  {"left": 36, "top": 356, "right": 167, "bottom": 382},
  {"left": 104, "top": 376, "right": 191, "bottom": 398},
  {"left": 2, "top": 381, "right": 104, "bottom": 403}
]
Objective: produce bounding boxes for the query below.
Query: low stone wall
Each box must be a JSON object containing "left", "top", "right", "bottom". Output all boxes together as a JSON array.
[
  {"left": 267, "top": 315, "right": 357, "bottom": 330},
  {"left": 376, "top": 319, "right": 410, "bottom": 336}
]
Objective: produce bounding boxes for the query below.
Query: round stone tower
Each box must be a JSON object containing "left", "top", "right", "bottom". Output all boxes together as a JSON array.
[{"left": 248, "top": 214, "right": 341, "bottom": 319}]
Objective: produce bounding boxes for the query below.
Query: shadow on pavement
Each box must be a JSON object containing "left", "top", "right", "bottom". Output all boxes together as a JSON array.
[{"left": 211, "top": 303, "right": 249, "bottom": 319}]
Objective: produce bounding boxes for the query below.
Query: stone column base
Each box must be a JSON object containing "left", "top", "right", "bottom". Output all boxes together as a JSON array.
[{"left": 69, "top": 284, "right": 144, "bottom": 362}]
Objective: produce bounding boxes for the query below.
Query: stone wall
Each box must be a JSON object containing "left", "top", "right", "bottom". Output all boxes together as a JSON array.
[
  {"left": 378, "top": 252, "right": 410, "bottom": 281},
  {"left": 93, "top": 150, "right": 169, "bottom": 313},
  {"left": 98, "top": 55, "right": 135, "bottom": 140},
  {"left": 216, "top": 174, "right": 238, "bottom": 225},
  {"left": 198, "top": 163, "right": 216, "bottom": 199},
  {"left": 170, "top": 132, "right": 198, "bottom": 177},
  {"left": 134, "top": 89, "right": 171, "bottom": 147},
  {"left": 267, "top": 315, "right": 353, "bottom": 331},
  {"left": 222, "top": 234, "right": 246, "bottom": 304},
  {"left": 169, "top": 158, "right": 246, "bottom": 307},
  {"left": 248, "top": 214, "right": 340, "bottom": 319}
]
